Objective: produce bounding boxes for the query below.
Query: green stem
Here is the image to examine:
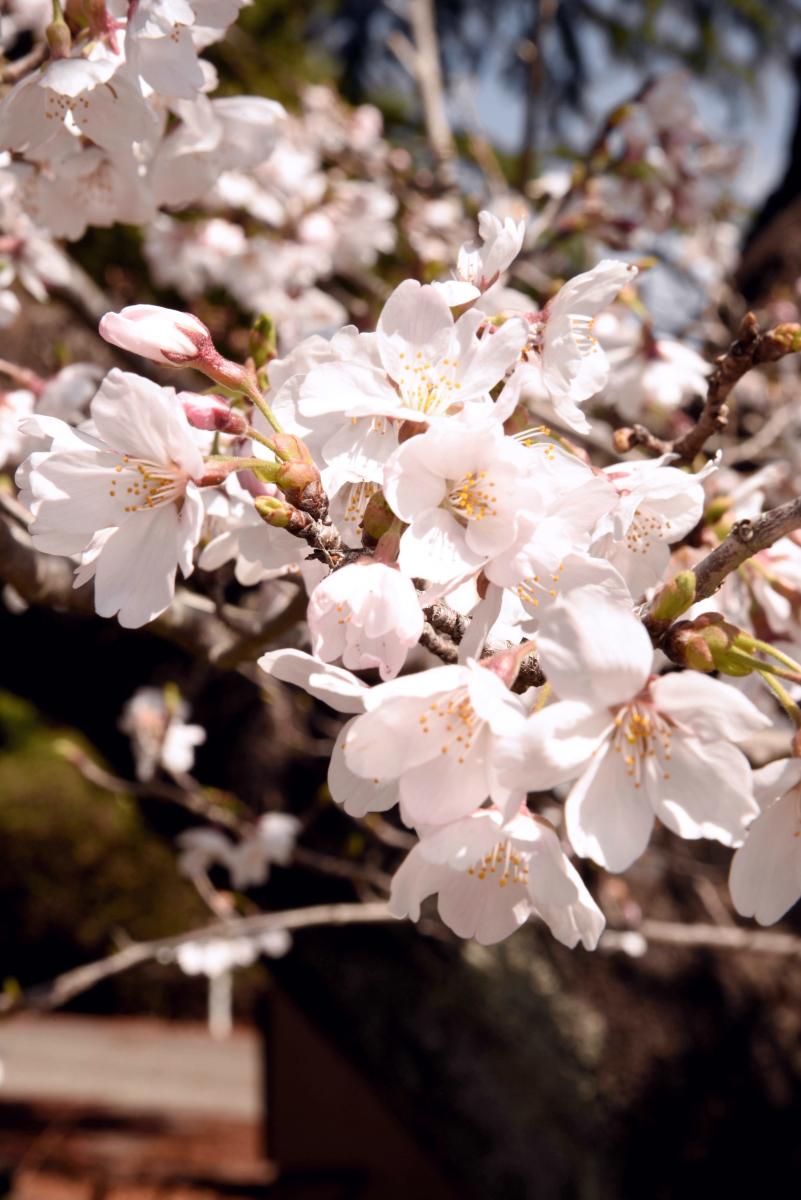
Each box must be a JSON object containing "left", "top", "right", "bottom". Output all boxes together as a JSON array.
[
  {"left": 245, "top": 425, "right": 278, "bottom": 452},
  {"left": 243, "top": 382, "right": 283, "bottom": 434},
  {"left": 729, "top": 649, "right": 801, "bottom": 685},
  {"left": 757, "top": 670, "right": 801, "bottom": 729},
  {"left": 750, "top": 638, "right": 801, "bottom": 678}
]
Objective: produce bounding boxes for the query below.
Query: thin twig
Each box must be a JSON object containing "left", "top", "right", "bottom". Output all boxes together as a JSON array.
[
  {"left": 602, "top": 919, "right": 801, "bottom": 958},
  {"left": 64, "top": 750, "right": 243, "bottom": 832},
  {"left": 614, "top": 314, "right": 801, "bottom": 462},
  {"left": 0, "top": 902, "right": 395, "bottom": 1016}
]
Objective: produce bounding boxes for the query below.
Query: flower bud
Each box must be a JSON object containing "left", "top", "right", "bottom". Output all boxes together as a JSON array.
[
  {"left": 46, "top": 16, "right": 71, "bottom": 57},
  {"left": 255, "top": 495, "right": 313, "bottom": 536},
  {"left": 99, "top": 305, "right": 250, "bottom": 393},
  {"left": 100, "top": 305, "right": 216, "bottom": 366},
  {"left": 766, "top": 323, "right": 801, "bottom": 355},
  {"left": 273, "top": 462, "right": 328, "bottom": 521},
  {"left": 249, "top": 313, "right": 277, "bottom": 371},
  {"left": 361, "top": 490, "right": 396, "bottom": 546},
  {"left": 665, "top": 613, "right": 757, "bottom": 676},
  {"left": 258, "top": 433, "right": 328, "bottom": 520},
  {"left": 647, "top": 570, "right": 696, "bottom": 625},
  {"left": 180, "top": 393, "right": 248, "bottom": 436}
]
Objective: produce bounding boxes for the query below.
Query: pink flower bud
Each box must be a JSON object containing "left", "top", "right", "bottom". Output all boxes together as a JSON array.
[
  {"left": 179, "top": 393, "right": 248, "bottom": 436},
  {"left": 99, "top": 305, "right": 216, "bottom": 367}
]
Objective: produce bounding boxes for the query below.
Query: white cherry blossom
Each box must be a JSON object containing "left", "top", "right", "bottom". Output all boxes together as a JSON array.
[
  {"left": 119, "top": 685, "right": 206, "bottom": 781},
  {"left": 502, "top": 592, "right": 768, "bottom": 871},
  {"left": 384, "top": 417, "right": 542, "bottom": 583},
  {"left": 340, "top": 660, "right": 529, "bottom": 829},
  {"left": 16, "top": 369, "right": 206, "bottom": 627},
  {"left": 307, "top": 560, "right": 424, "bottom": 681},
  {"left": 593, "top": 454, "right": 714, "bottom": 597},
  {"left": 516, "top": 260, "right": 639, "bottom": 433},
  {"left": 729, "top": 757, "right": 801, "bottom": 926},
  {"left": 389, "top": 807, "right": 605, "bottom": 948},
  {"left": 434, "top": 210, "right": 526, "bottom": 306},
  {"left": 299, "top": 280, "right": 527, "bottom": 424}
]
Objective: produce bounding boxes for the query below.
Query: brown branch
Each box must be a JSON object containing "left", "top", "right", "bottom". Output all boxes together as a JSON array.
[
  {"left": 0, "top": 513, "right": 303, "bottom": 668},
  {"left": 424, "top": 601, "right": 468, "bottom": 642},
  {"left": 691, "top": 496, "right": 801, "bottom": 604},
  {"left": 421, "top": 600, "right": 545, "bottom": 687},
  {"left": 0, "top": 43, "right": 47, "bottom": 84},
  {"left": 420, "top": 620, "right": 459, "bottom": 662},
  {"left": 404, "top": 0, "right": 456, "bottom": 185},
  {"left": 614, "top": 313, "right": 801, "bottom": 462},
  {"left": 602, "top": 919, "right": 801, "bottom": 958},
  {"left": 63, "top": 748, "right": 243, "bottom": 832},
  {"left": 0, "top": 902, "right": 395, "bottom": 1017},
  {"left": 512, "top": 652, "right": 546, "bottom": 692}
]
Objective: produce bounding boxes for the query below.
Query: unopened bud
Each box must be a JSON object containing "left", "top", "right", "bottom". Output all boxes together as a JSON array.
[
  {"left": 180, "top": 393, "right": 248, "bottom": 435},
  {"left": 255, "top": 495, "right": 313, "bottom": 536},
  {"left": 275, "top": 465, "right": 328, "bottom": 521},
  {"left": 100, "top": 305, "right": 217, "bottom": 367},
  {"left": 259, "top": 432, "right": 327, "bottom": 519},
  {"left": 665, "top": 613, "right": 756, "bottom": 676},
  {"left": 361, "top": 491, "right": 396, "bottom": 546},
  {"left": 266, "top": 433, "right": 315, "bottom": 465},
  {"left": 249, "top": 313, "right": 277, "bottom": 371},
  {"left": 648, "top": 570, "right": 696, "bottom": 625},
  {"left": 46, "top": 16, "right": 71, "bottom": 57},
  {"left": 767, "top": 323, "right": 801, "bottom": 355}
]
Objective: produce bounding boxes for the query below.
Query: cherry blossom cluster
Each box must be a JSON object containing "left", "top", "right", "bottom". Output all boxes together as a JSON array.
[
  {"left": 10, "top": 197, "right": 801, "bottom": 955},
  {"left": 142, "top": 84, "right": 401, "bottom": 349},
  {"left": 0, "top": 0, "right": 284, "bottom": 240}
]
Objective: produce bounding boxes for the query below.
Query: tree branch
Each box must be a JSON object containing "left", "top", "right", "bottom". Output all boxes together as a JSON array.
[
  {"left": 614, "top": 313, "right": 801, "bottom": 462},
  {"left": 691, "top": 496, "right": 801, "bottom": 604},
  {"left": 404, "top": 0, "right": 456, "bottom": 185},
  {"left": 0, "top": 902, "right": 395, "bottom": 1017},
  {"left": 602, "top": 919, "right": 801, "bottom": 958},
  {"left": 0, "top": 512, "right": 304, "bottom": 668}
]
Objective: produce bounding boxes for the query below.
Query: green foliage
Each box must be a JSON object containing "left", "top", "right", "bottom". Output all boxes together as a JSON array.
[{"left": 0, "top": 693, "right": 206, "bottom": 991}]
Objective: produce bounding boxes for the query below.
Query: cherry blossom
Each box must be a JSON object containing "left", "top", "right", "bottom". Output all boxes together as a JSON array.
[
  {"left": 119, "top": 685, "right": 206, "bottom": 781},
  {"left": 338, "top": 660, "right": 530, "bottom": 829},
  {"left": 434, "top": 210, "right": 526, "bottom": 306},
  {"left": 307, "top": 560, "right": 424, "bottom": 681},
  {"left": 299, "top": 280, "right": 527, "bottom": 424},
  {"left": 729, "top": 757, "right": 801, "bottom": 926},
  {"left": 389, "top": 808, "right": 605, "bottom": 948},
  {"left": 384, "top": 417, "right": 543, "bottom": 583},
  {"left": 515, "top": 260, "right": 639, "bottom": 433},
  {"left": 593, "top": 454, "right": 715, "bottom": 597},
  {"left": 502, "top": 591, "right": 768, "bottom": 871},
  {"left": 16, "top": 369, "right": 206, "bottom": 627}
]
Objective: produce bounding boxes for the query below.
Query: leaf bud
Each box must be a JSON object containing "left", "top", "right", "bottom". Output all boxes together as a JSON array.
[
  {"left": 255, "top": 495, "right": 313, "bottom": 536},
  {"left": 249, "top": 313, "right": 278, "bottom": 371},
  {"left": 647, "top": 570, "right": 696, "bottom": 625}
]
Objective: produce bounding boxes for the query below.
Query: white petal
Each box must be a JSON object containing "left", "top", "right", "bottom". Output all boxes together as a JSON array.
[
  {"left": 257, "top": 649, "right": 369, "bottom": 713},
  {"left": 565, "top": 744, "right": 655, "bottom": 872},
  {"left": 327, "top": 719, "right": 399, "bottom": 816},
  {"left": 651, "top": 737, "right": 758, "bottom": 847},
  {"left": 536, "top": 589, "right": 652, "bottom": 706},
  {"left": 93, "top": 507, "right": 180, "bottom": 628},
  {"left": 729, "top": 789, "right": 801, "bottom": 925},
  {"left": 651, "top": 672, "right": 771, "bottom": 742}
]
